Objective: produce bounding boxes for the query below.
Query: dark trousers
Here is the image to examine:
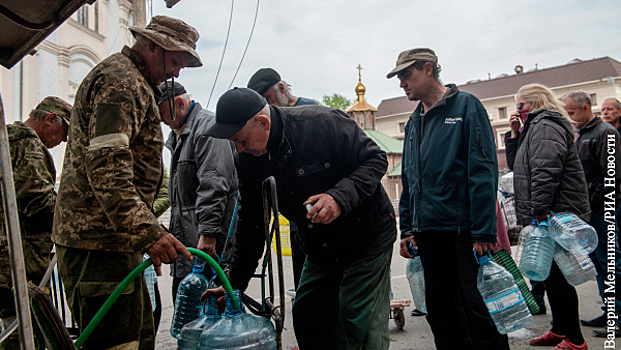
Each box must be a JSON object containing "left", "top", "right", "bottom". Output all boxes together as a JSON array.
[
  {"left": 589, "top": 210, "right": 621, "bottom": 322},
  {"left": 545, "top": 263, "right": 584, "bottom": 344},
  {"left": 416, "top": 231, "right": 509, "bottom": 350},
  {"left": 290, "top": 225, "right": 305, "bottom": 290},
  {"left": 531, "top": 281, "right": 546, "bottom": 307},
  {"left": 293, "top": 247, "right": 392, "bottom": 350},
  {"left": 56, "top": 246, "right": 155, "bottom": 350}
]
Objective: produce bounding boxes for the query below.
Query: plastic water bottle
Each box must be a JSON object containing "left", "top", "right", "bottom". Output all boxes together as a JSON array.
[
  {"left": 171, "top": 259, "right": 210, "bottom": 338},
  {"left": 405, "top": 245, "right": 427, "bottom": 314},
  {"left": 198, "top": 290, "right": 277, "bottom": 350},
  {"left": 553, "top": 245, "right": 597, "bottom": 286},
  {"left": 143, "top": 253, "right": 157, "bottom": 312},
  {"left": 476, "top": 252, "right": 533, "bottom": 334},
  {"left": 548, "top": 212, "right": 598, "bottom": 255},
  {"left": 519, "top": 222, "right": 555, "bottom": 281},
  {"left": 513, "top": 225, "right": 536, "bottom": 266},
  {"left": 178, "top": 296, "right": 222, "bottom": 350}
]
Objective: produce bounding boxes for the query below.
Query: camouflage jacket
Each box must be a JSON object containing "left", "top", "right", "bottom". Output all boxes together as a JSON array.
[
  {"left": 0, "top": 122, "right": 56, "bottom": 289},
  {"left": 52, "top": 46, "right": 167, "bottom": 253}
]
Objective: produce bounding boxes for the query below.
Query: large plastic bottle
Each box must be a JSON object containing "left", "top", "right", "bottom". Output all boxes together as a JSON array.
[
  {"left": 476, "top": 252, "right": 533, "bottom": 334},
  {"left": 405, "top": 246, "right": 427, "bottom": 314},
  {"left": 171, "top": 259, "right": 210, "bottom": 338},
  {"left": 198, "top": 290, "right": 277, "bottom": 350},
  {"left": 178, "top": 296, "right": 222, "bottom": 350},
  {"left": 519, "top": 222, "right": 555, "bottom": 281},
  {"left": 548, "top": 212, "right": 598, "bottom": 255},
  {"left": 553, "top": 245, "right": 597, "bottom": 286},
  {"left": 513, "top": 225, "right": 536, "bottom": 266}
]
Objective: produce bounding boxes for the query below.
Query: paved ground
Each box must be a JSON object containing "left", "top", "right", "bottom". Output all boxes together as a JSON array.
[{"left": 154, "top": 238, "right": 610, "bottom": 350}]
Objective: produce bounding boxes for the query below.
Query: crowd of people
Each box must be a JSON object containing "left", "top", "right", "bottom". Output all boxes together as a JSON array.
[{"left": 0, "top": 13, "right": 619, "bottom": 350}]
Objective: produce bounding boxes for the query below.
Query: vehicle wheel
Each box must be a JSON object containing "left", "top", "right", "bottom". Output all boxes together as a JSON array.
[{"left": 393, "top": 308, "right": 405, "bottom": 329}]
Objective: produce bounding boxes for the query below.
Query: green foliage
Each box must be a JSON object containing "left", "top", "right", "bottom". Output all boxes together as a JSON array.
[{"left": 320, "top": 93, "right": 354, "bottom": 111}]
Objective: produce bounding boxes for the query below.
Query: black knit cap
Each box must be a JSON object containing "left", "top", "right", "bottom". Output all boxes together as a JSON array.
[
  {"left": 247, "top": 67, "right": 281, "bottom": 95},
  {"left": 157, "top": 81, "right": 187, "bottom": 105},
  {"left": 206, "top": 87, "right": 267, "bottom": 139}
]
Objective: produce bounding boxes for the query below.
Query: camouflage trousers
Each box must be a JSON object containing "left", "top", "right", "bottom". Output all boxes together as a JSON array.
[{"left": 56, "top": 246, "right": 155, "bottom": 350}]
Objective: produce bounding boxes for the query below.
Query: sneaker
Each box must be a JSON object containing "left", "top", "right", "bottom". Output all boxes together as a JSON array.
[
  {"left": 553, "top": 339, "right": 588, "bottom": 350},
  {"left": 580, "top": 314, "right": 606, "bottom": 327},
  {"left": 529, "top": 331, "right": 565, "bottom": 346}
]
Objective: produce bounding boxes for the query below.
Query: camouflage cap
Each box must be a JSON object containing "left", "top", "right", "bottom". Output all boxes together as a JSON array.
[
  {"left": 33, "top": 96, "right": 72, "bottom": 126},
  {"left": 129, "top": 15, "right": 202, "bottom": 67}
]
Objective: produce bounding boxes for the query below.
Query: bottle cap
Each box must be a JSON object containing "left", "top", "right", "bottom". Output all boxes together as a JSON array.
[{"left": 474, "top": 250, "right": 492, "bottom": 264}]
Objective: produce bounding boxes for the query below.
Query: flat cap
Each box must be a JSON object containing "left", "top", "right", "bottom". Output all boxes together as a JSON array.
[{"left": 157, "top": 81, "right": 187, "bottom": 105}]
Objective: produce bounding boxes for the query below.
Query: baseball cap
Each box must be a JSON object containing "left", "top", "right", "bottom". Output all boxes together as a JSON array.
[
  {"left": 33, "top": 96, "right": 72, "bottom": 126},
  {"left": 247, "top": 68, "right": 281, "bottom": 95},
  {"left": 386, "top": 48, "right": 438, "bottom": 79},
  {"left": 157, "top": 81, "right": 187, "bottom": 105},
  {"left": 206, "top": 87, "right": 267, "bottom": 139}
]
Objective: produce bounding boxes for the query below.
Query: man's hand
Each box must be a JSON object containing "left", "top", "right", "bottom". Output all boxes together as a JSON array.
[
  {"left": 535, "top": 213, "right": 549, "bottom": 224},
  {"left": 146, "top": 233, "right": 192, "bottom": 268},
  {"left": 201, "top": 286, "right": 226, "bottom": 312},
  {"left": 303, "top": 194, "right": 342, "bottom": 225},
  {"left": 399, "top": 236, "right": 417, "bottom": 259},
  {"left": 473, "top": 241, "right": 498, "bottom": 256},
  {"left": 198, "top": 234, "right": 218, "bottom": 260}
]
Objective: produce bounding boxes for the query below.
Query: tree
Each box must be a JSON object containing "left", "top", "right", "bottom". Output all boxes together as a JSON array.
[{"left": 320, "top": 93, "right": 354, "bottom": 111}]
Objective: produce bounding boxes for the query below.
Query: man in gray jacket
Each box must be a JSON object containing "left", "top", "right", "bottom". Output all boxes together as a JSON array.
[
  {"left": 158, "top": 81, "right": 238, "bottom": 299},
  {"left": 564, "top": 91, "right": 621, "bottom": 337}
]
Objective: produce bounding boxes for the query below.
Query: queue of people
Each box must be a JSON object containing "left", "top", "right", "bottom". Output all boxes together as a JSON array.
[{"left": 0, "top": 13, "right": 619, "bottom": 350}]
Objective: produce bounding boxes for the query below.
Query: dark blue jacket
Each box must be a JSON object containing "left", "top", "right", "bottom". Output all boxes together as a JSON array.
[{"left": 399, "top": 84, "right": 499, "bottom": 242}]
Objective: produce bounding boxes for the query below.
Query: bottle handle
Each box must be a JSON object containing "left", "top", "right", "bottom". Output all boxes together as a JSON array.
[{"left": 473, "top": 250, "right": 492, "bottom": 264}]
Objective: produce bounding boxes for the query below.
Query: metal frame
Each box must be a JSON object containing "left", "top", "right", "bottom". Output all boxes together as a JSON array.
[{"left": 0, "top": 93, "right": 35, "bottom": 349}]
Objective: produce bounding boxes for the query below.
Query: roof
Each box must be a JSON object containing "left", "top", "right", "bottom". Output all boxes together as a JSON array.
[
  {"left": 363, "top": 129, "right": 403, "bottom": 154},
  {"left": 376, "top": 57, "right": 621, "bottom": 117},
  {"left": 0, "top": 0, "right": 94, "bottom": 69},
  {"left": 346, "top": 99, "right": 378, "bottom": 112},
  {"left": 388, "top": 161, "right": 401, "bottom": 176}
]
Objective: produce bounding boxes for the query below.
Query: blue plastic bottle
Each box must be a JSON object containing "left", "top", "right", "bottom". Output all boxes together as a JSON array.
[
  {"left": 178, "top": 296, "right": 222, "bottom": 350},
  {"left": 405, "top": 245, "right": 427, "bottom": 314},
  {"left": 171, "top": 259, "right": 210, "bottom": 338},
  {"left": 519, "top": 222, "right": 555, "bottom": 281},
  {"left": 476, "top": 252, "right": 533, "bottom": 334},
  {"left": 548, "top": 212, "right": 598, "bottom": 255},
  {"left": 198, "top": 290, "right": 277, "bottom": 350}
]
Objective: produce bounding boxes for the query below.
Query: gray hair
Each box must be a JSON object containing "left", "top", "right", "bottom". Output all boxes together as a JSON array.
[
  {"left": 29, "top": 109, "right": 63, "bottom": 125},
  {"left": 564, "top": 91, "right": 592, "bottom": 108},
  {"left": 604, "top": 97, "right": 621, "bottom": 110},
  {"left": 271, "top": 80, "right": 293, "bottom": 106}
]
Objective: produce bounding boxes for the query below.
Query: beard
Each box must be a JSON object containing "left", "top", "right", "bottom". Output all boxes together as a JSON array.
[{"left": 276, "top": 92, "right": 289, "bottom": 107}]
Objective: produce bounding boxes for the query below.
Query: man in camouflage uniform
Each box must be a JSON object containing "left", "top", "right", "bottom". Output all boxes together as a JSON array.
[
  {"left": 0, "top": 96, "right": 71, "bottom": 350},
  {"left": 52, "top": 15, "right": 201, "bottom": 350}
]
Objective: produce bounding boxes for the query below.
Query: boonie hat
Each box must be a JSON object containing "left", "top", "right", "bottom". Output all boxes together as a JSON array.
[
  {"left": 247, "top": 68, "right": 281, "bottom": 95},
  {"left": 157, "top": 81, "right": 187, "bottom": 105},
  {"left": 129, "top": 15, "right": 202, "bottom": 67},
  {"left": 33, "top": 96, "right": 72, "bottom": 126},
  {"left": 386, "top": 48, "right": 438, "bottom": 79},
  {"left": 207, "top": 87, "right": 267, "bottom": 139}
]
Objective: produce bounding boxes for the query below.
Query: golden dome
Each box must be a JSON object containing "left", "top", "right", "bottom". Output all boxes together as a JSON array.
[{"left": 355, "top": 80, "right": 366, "bottom": 94}]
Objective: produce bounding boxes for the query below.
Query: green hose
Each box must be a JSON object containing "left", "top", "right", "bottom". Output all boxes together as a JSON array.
[{"left": 74, "top": 248, "right": 234, "bottom": 348}]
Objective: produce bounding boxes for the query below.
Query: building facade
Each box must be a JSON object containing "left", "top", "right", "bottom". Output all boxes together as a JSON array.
[
  {"left": 375, "top": 57, "right": 621, "bottom": 170},
  {"left": 0, "top": 0, "right": 144, "bottom": 172}
]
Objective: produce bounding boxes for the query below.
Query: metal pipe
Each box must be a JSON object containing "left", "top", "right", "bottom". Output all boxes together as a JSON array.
[{"left": 0, "top": 93, "right": 35, "bottom": 349}]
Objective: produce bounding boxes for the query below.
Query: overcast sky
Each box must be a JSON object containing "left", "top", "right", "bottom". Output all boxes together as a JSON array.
[{"left": 150, "top": 0, "right": 621, "bottom": 111}]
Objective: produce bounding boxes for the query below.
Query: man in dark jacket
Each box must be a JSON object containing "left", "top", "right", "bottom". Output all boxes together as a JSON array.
[
  {"left": 388, "top": 48, "right": 508, "bottom": 350},
  {"left": 205, "top": 87, "right": 396, "bottom": 350},
  {"left": 564, "top": 91, "right": 621, "bottom": 337},
  {"left": 158, "top": 81, "right": 238, "bottom": 300}
]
